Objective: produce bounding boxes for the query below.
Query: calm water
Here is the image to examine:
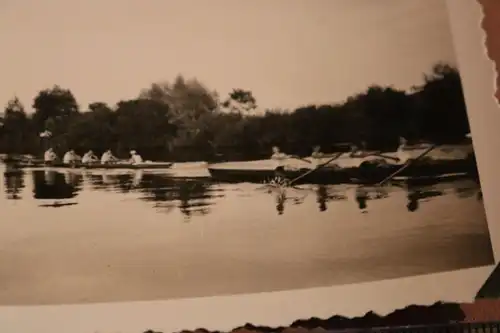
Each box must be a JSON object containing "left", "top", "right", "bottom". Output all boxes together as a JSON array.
[{"left": 0, "top": 163, "right": 494, "bottom": 305}]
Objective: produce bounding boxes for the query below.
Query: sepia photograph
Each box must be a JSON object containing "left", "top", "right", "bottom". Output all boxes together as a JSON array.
[{"left": 0, "top": 0, "right": 495, "bottom": 306}]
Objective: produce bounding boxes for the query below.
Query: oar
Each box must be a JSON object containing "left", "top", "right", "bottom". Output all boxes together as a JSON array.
[
  {"left": 288, "top": 152, "right": 343, "bottom": 185},
  {"left": 376, "top": 144, "right": 438, "bottom": 186}
]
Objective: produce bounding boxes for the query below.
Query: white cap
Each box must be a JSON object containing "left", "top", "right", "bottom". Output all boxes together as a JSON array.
[{"left": 130, "top": 150, "right": 136, "bottom": 154}]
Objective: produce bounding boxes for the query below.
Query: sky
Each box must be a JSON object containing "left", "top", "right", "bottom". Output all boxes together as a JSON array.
[{"left": 0, "top": 0, "right": 458, "bottom": 112}]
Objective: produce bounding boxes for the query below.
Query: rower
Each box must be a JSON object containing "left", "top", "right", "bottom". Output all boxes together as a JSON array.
[
  {"left": 62, "top": 149, "right": 78, "bottom": 165},
  {"left": 395, "top": 137, "right": 411, "bottom": 164},
  {"left": 101, "top": 149, "right": 118, "bottom": 164},
  {"left": 271, "top": 146, "right": 289, "bottom": 167},
  {"left": 348, "top": 144, "right": 363, "bottom": 158},
  {"left": 309, "top": 145, "right": 340, "bottom": 168},
  {"left": 311, "top": 146, "right": 323, "bottom": 160},
  {"left": 129, "top": 150, "right": 143, "bottom": 164},
  {"left": 81, "top": 150, "right": 99, "bottom": 164},
  {"left": 271, "top": 146, "right": 294, "bottom": 180},
  {"left": 43, "top": 148, "right": 58, "bottom": 165}
]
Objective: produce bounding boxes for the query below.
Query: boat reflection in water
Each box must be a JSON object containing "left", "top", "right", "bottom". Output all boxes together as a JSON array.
[
  {"left": 76, "top": 169, "right": 224, "bottom": 221},
  {"left": 32, "top": 170, "right": 83, "bottom": 207},
  {"left": 354, "top": 186, "right": 390, "bottom": 213},
  {"left": 136, "top": 172, "right": 224, "bottom": 221},
  {"left": 272, "top": 187, "right": 306, "bottom": 215},
  {"left": 316, "top": 185, "right": 348, "bottom": 212},
  {"left": 2, "top": 167, "right": 483, "bottom": 219},
  {"left": 262, "top": 177, "right": 481, "bottom": 216},
  {"left": 3, "top": 169, "right": 25, "bottom": 200}
]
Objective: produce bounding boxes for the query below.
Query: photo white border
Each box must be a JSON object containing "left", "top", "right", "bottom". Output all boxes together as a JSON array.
[{"left": 0, "top": 1, "right": 497, "bottom": 332}]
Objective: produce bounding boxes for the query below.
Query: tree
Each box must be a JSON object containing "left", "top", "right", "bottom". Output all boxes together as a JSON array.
[
  {"left": 31, "top": 85, "right": 79, "bottom": 135},
  {"left": 88, "top": 102, "right": 113, "bottom": 114},
  {"left": 222, "top": 89, "right": 257, "bottom": 113},
  {"left": 140, "top": 75, "right": 219, "bottom": 122},
  {"left": 413, "top": 63, "right": 470, "bottom": 142},
  {"left": 113, "top": 98, "right": 176, "bottom": 158},
  {"left": 64, "top": 102, "right": 116, "bottom": 153},
  {"left": 0, "top": 97, "right": 34, "bottom": 154},
  {"left": 0, "top": 62, "right": 470, "bottom": 161},
  {"left": 356, "top": 85, "right": 410, "bottom": 149},
  {"left": 139, "top": 75, "right": 220, "bottom": 159}
]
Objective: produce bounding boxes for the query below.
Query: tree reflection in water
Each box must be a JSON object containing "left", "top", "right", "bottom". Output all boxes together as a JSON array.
[
  {"left": 79, "top": 170, "right": 224, "bottom": 221},
  {"left": 137, "top": 173, "right": 223, "bottom": 221},
  {"left": 31, "top": 170, "right": 83, "bottom": 207},
  {"left": 5, "top": 168, "right": 483, "bottom": 219}
]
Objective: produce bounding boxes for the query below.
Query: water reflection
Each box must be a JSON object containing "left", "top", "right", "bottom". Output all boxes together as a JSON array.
[
  {"left": 272, "top": 188, "right": 307, "bottom": 215},
  {"left": 354, "top": 186, "right": 390, "bottom": 213},
  {"left": 32, "top": 171, "right": 83, "bottom": 207},
  {"left": 455, "top": 185, "right": 480, "bottom": 199},
  {"left": 137, "top": 173, "right": 224, "bottom": 221},
  {"left": 356, "top": 184, "right": 445, "bottom": 214},
  {"left": 355, "top": 187, "right": 369, "bottom": 212},
  {"left": 266, "top": 185, "right": 350, "bottom": 215},
  {"left": 404, "top": 179, "right": 445, "bottom": 212},
  {"left": 34, "top": 169, "right": 223, "bottom": 221},
  {"left": 2, "top": 168, "right": 482, "bottom": 219},
  {"left": 316, "top": 186, "right": 348, "bottom": 212},
  {"left": 83, "top": 171, "right": 133, "bottom": 192},
  {"left": 266, "top": 179, "right": 479, "bottom": 216},
  {"left": 406, "top": 189, "right": 444, "bottom": 212},
  {"left": 3, "top": 169, "right": 25, "bottom": 200}
]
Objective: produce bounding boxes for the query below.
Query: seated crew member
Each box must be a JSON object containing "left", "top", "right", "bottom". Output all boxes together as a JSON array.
[
  {"left": 101, "top": 149, "right": 118, "bottom": 164},
  {"left": 44, "top": 148, "right": 58, "bottom": 164},
  {"left": 81, "top": 150, "right": 99, "bottom": 164},
  {"left": 129, "top": 150, "right": 143, "bottom": 164},
  {"left": 62, "top": 149, "right": 79, "bottom": 165}
]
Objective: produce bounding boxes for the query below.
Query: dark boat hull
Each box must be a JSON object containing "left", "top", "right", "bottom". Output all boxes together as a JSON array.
[
  {"left": 208, "top": 166, "right": 349, "bottom": 184},
  {"left": 208, "top": 159, "right": 478, "bottom": 185}
]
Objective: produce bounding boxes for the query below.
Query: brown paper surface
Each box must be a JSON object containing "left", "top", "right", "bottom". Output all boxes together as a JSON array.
[{"left": 478, "top": 0, "right": 500, "bottom": 103}]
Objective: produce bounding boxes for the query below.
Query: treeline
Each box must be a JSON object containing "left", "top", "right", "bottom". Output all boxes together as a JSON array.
[{"left": 0, "top": 63, "right": 471, "bottom": 162}]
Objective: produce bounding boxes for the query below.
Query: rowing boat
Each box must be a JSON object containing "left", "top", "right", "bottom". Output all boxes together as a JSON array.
[
  {"left": 5, "top": 161, "right": 174, "bottom": 170},
  {"left": 207, "top": 158, "right": 477, "bottom": 185}
]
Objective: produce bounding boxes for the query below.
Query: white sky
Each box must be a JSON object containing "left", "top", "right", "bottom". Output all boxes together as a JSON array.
[{"left": 0, "top": 0, "right": 457, "bottom": 112}]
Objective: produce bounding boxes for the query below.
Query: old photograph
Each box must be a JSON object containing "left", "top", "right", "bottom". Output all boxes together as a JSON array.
[{"left": 0, "top": 0, "right": 494, "bottom": 305}]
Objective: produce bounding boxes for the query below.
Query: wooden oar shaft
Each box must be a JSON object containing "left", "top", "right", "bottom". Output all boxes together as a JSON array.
[
  {"left": 289, "top": 152, "right": 343, "bottom": 185},
  {"left": 376, "top": 144, "right": 437, "bottom": 186}
]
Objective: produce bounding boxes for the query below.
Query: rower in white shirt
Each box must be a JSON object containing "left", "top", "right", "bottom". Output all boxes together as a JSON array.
[
  {"left": 309, "top": 145, "right": 341, "bottom": 168},
  {"left": 62, "top": 149, "right": 79, "bottom": 165},
  {"left": 101, "top": 149, "right": 118, "bottom": 164},
  {"left": 43, "top": 148, "right": 58, "bottom": 164},
  {"left": 129, "top": 150, "right": 143, "bottom": 164},
  {"left": 81, "top": 150, "right": 99, "bottom": 164},
  {"left": 270, "top": 146, "right": 289, "bottom": 169}
]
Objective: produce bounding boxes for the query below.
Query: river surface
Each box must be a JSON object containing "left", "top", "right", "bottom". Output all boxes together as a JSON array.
[{"left": 0, "top": 163, "right": 494, "bottom": 305}]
